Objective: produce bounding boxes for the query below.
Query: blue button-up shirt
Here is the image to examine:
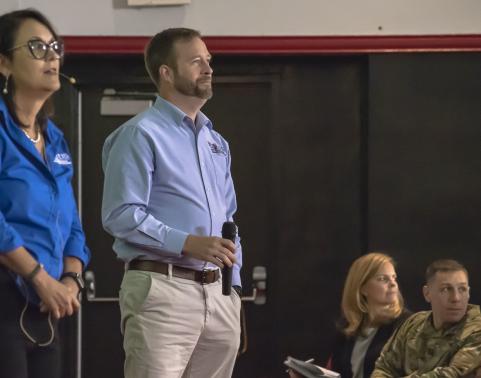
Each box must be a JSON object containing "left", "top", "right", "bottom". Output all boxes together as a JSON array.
[
  {"left": 102, "top": 96, "right": 242, "bottom": 286},
  {"left": 0, "top": 98, "right": 91, "bottom": 291}
]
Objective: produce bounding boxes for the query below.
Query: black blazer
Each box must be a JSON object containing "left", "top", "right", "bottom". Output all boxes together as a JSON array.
[{"left": 329, "top": 311, "right": 411, "bottom": 378}]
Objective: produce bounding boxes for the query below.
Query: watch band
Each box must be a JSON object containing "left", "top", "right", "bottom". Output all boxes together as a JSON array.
[
  {"left": 61, "top": 272, "right": 85, "bottom": 291},
  {"left": 26, "top": 263, "right": 43, "bottom": 282}
]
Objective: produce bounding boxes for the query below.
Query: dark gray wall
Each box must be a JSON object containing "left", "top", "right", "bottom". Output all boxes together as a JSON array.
[{"left": 368, "top": 53, "right": 481, "bottom": 311}]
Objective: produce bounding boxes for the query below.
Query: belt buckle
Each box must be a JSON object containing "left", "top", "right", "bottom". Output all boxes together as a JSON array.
[{"left": 201, "top": 269, "right": 209, "bottom": 284}]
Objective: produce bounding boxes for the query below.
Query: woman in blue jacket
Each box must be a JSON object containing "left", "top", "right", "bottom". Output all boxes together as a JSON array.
[{"left": 0, "top": 9, "right": 90, "bottom": 378}]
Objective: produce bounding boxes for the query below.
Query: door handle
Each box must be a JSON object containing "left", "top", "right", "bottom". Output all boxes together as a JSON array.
[
  {"left": 241, "top": 266, "right": 267, "bottom": 305},
  {"left": 84, "top": 271, "right": 119, "bottom": 302}
]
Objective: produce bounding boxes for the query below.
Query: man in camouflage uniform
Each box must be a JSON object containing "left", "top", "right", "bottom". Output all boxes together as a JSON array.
[{"left": 372, "top": 259, "right": 481, "bottom": 378}]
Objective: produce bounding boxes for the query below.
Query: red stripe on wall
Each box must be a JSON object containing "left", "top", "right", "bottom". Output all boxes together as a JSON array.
[{"left": 63, "top": 35, "right": 481, "bottom": 55}]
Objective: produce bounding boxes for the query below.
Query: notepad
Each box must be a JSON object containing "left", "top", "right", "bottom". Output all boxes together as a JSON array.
[{"left": 284, "top": 356, "right": 340, "bottom": 378}]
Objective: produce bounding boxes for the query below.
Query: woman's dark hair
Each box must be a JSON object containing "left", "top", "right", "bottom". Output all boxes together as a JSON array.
[{"left": 0, "top": 8, "right": 60, "bottom": 130}]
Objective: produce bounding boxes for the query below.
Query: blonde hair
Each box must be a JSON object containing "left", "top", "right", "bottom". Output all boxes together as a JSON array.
[{"left": 341, "top": 252, "right": 404, "bottom": 337}]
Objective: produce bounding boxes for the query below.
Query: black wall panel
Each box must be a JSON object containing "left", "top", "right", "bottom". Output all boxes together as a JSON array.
[{"left": 368, "top": 53, "right": 481, "bottom": 312}]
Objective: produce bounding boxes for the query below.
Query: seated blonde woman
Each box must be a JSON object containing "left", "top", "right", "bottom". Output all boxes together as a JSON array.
[
  {"left": 330, "top": 252, "right": 410, "bottom": 378},
  {"left": 289, "top": 252, "right": 410, "bottom": 378}
]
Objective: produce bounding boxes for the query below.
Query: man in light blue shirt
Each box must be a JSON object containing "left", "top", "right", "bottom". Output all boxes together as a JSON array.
[{"left": 102, "top": 28, "right": 242, "bottom": 378}]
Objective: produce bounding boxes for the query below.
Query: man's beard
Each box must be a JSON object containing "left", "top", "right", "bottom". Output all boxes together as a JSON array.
[{"left": 173, "top": 72, "right": 213, "bottom": 100}]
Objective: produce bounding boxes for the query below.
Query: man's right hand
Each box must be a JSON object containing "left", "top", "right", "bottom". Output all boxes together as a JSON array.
[
  {"left": 31, "top": 269, "right": 80, "bottom": 319},
  {"left": 182, "top": 235, "right": 236, "bottom": 268}
]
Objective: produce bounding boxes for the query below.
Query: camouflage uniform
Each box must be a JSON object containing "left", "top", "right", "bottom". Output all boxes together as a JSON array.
[{"left": 371, "top": 304, "right": 481, "bottom": 378}]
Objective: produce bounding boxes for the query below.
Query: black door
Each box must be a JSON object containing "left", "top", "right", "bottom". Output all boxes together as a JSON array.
[{"left": 78, "top": 75, "right": 285, "bottom": 378}]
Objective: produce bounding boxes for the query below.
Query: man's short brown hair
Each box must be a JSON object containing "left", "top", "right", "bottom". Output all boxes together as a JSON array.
[
  {"left": 144, "top": 28, "right": 201, "bottom": 88},
  {"left": 425, "top": 259, "right": 468, "bottom": 283}
]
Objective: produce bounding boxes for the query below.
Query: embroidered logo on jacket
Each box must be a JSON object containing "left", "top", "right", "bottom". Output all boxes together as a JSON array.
[{"left": 53, "top": 153, "right": 72, "bottom": 165}]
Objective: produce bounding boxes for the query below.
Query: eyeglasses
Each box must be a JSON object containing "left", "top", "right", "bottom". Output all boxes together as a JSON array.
[{"left": 9, "top": 39, "right": 64, "bottom": 60}]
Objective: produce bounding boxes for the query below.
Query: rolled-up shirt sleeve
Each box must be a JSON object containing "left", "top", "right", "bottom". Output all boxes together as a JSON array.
[
  {"left": 102, "top": 125, "right": 188, "bottom": 256},
  {"left": 0, "top": 210, "right": 24, "bottom": 253},
  {"left": 63, "top": 202, "right": 91, "bottom": 267}
]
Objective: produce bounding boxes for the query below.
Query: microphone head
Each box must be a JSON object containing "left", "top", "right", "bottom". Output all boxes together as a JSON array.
[
  {"left": 221, "top": 221, "right": 237, "bottom": 240},
  {"left": 59, "top": 72, "right": 77, "bottom": 85}
]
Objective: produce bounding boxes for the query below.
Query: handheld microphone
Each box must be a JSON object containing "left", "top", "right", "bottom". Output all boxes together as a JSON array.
[
  {"left": 59, "top": 72, "right": 77, "bottom": 85},
  {"left": 221, "top": 221, "right": 236, "bottom": 296}
]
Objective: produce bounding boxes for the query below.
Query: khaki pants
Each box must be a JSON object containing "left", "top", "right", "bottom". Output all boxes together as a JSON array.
[{"left": 119, "top": 268, "right": 241, "bottom": 378}]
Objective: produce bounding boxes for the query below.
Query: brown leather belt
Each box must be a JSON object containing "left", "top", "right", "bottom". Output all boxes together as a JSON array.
[{"left": 127, "top": 259, "right": 220, "bottom": 284}]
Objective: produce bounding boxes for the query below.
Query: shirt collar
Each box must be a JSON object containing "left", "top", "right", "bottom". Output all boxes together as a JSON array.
[
  {"left": 0, "top": 97, "right": 60, "bottom": 144},
  {"left": 153, "top": 96, "right": 213, "bottom": 131},
  {"left": 0, "top": 97, "right": 9, "bottom": 121},
  {"left": 425, "top": 307, "right": 472, "bottom": 336}
]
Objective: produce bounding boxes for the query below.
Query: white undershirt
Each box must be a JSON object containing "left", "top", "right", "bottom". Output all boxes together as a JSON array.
[{"left": 351, "top": 327, "right": 378, "bottom": 378}]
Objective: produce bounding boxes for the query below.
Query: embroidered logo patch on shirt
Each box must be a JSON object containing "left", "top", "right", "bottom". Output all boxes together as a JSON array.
[
  {"left": 53, "top": 153, "right": 72, "bottom": 165},
  {"left": 208, "top": 141, "right": 226, "bottom": 156}
]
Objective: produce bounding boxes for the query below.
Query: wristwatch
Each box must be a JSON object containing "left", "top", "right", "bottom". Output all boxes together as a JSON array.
[{"left": 61, "top": 272, "right": 85, "bottom": 292}]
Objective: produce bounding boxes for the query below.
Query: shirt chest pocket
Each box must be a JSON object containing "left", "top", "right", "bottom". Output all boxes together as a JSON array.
[{"left": 208, "top": 150, "right": 228, "bottom": 193}]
